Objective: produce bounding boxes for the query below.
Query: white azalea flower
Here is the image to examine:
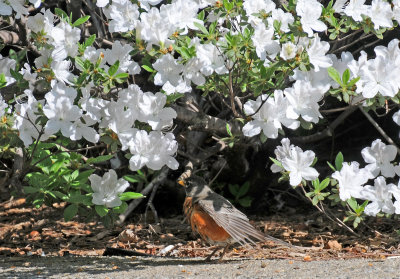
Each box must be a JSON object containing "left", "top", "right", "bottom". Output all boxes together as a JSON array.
[
  {"left": 0, "top": 55, "right": 16, "bottom": 85},
  {"left": 104, "top": 40, "right": 140, "bottom": 75},
  {"left": 138, "top": 7, "right": 175, "bottom": 49},
  {"left": 129, "top": 131, "right": 179, "bottom": 171},
  {"left": 96, "top": 0, "right": 109, "bottom": 8},
  {"left": 160, "top": 0, "right": 203, "bottom": 35},
  {"left": 49, "top": 21, "right": 81, "bottom": 61},
  {"left": 196, "top": 43, "right": 228, "bottom": 75},
  {"left": 281, "top": 146, "right": 319, "bottom": 186},
  {"left": 0, "top": 0, "right": 28, "bottom": 18},
  {"left": 296, "top": 0, "right": 326, "bottom": 36},
  {"left": 306, "top": 35, "right": 332, "bottom": 72},
  {"left": 243, "top": 0, "right": 275, "bottom": 26},
  {"left": 136, "top": 92, "right": 177, "bottom": 130},
  {"left": 0, "top": 96, "right": 7, "bottom": 117},
  {"left": 70, "top": 119, "right": 100, "bottom": 143},
  {"left": 138, "top": 0, "right": 163, "bottom": 11},
  {"left": 269, "top": 8, "right": 294, "bottom": 33},
  {"left": 360, "top": 176, "right": 395, "bottom": 216},
  {"left": 343, "top": 0, "right": 368, "bottom": 22},
  {"left": 242, "top": 90, "right": 299, "bottom": 139},
  {"left": 183, "top": 57, "right": 207, "bottom": 86},
  {"left": 13, "top": 91, "right": 44, "bottom": 147},
  {"left": 361, "top": 139, "right": 400, "bottom": 178},
  {"left": 329, "top": 52, "right": 355, "bottom": 88},
  {"left": 89, "top": 169, "right": 130, "bottom": 208},
  {"left": 389, "top": 180, "right": 400, "bottom": 214},
  {"left": 51, "top": 59, "right": 75, "bottom": 84},
  {"left": 284, "top": 80, "right": 324, "bottom": 123},
  {"left": 43, "top": 93, "right": 82, "bottom": 138},
  {"left": 103, "top": 0, "right": 139, "bottom": 33},
  {"left": 153, "top": 54, "right": 184, "bottom": 87},
  {"left": 271, "top": 138, "right": 295, "bottom": 173},
  {"left": 357, "top": 55, "right": 398, "bottom": 98},
  {"left": 252, "top": 24, "right": 280, "bottom": 61},
  {"left": 332, "top": 162, "right": 373, "bottom": 201},
  {"left": 280, "top": 42, "right": 297, "bottom": 61},
  {"left": 368, "top": 0, "right": 393, "bottom": 30},
  {"left": 291, "top": 67, "right": 331, "bottom": 93}
]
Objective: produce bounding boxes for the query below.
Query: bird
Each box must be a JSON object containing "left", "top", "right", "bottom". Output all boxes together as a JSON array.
[{"left": 178, "top": 175, "right": 291, "bottom": 261}]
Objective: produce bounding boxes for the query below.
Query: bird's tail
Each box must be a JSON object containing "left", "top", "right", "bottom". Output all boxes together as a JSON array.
[{"left": 264, "top": 234, "right": 293, "bottom": 248}]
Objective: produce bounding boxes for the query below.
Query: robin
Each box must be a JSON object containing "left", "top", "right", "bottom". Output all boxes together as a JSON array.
[{"left": 178, "top": 175, "right": 290, "bottom": 261}]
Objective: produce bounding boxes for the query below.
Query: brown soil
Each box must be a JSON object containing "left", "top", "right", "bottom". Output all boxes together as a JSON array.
[{"left": 1, "top": 198, "right": 400, "bottom": 261}]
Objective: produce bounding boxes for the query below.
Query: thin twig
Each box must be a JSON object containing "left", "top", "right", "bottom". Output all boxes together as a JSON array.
[
  {"left": 293, "top": 105, "right": 358, "bottom": 143},
  {"left": 228, "top": 64, "right": 240, "bottom": 118},
  {"left": 117, "top": 167, "right": 169, "bottom": 224},
  {"left": 144, "top": 182, "right": 160, "bottom": 224},
  {"left": 299, "top": 185, "right": 359, "bottom": 237},
  {"left": 352, "top": 38, "right": 382, "bottom": 56},
  {"left": 359, "top": 107, "right": 400, "bottom": 154},
  {"left": 331, "top": 33, "right": 375, "bottom": 54}
]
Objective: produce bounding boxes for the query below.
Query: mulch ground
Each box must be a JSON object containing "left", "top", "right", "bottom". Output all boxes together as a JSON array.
[{"left": 1, "top": 198, "right": 400, "bottom": 261}]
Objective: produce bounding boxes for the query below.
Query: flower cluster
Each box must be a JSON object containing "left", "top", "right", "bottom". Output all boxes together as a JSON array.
[
  {"left": 332, "top": 139, "right": 400, "bottom": 216},
  {"left": 2, "top": 0, "right": 400, "bottom": 223}
]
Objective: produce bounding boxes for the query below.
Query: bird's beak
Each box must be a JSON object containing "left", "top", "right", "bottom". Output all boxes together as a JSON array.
[{"left": 178, "top": 179, "right": 186, "bottom": 187}]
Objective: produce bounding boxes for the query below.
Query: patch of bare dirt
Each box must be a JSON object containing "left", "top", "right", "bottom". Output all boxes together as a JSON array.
[{"left": 1, "top": 198, "right": 400, "bottom": 261}]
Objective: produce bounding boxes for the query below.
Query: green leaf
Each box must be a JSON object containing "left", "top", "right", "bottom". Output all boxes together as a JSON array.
[
  {"left": 197, "top": 9, "right": 205, "bottom": 20},
  {"left": 72, "top": 15, "right": 90, "bottom": 27},
  {"left": 319, "top": 178, "right": 330, "bottom": 191},
  {"left": 342, "top": 69, "right": 350, "bottom": 84},
  {"left": 108, "top": 60, "right": 120, "bottom": 76},
  {"left": 353, "top": 216, "right": 361, "bottom": 228},
  {"left": 260, "top": 132, "right": 267, "bottom": 143},
  {"left": 166, "top": 93, "right": 185, "bottom": 104},
  {"left": 67, "top": 192, "right": 86, "bottom": 204},
  {"left": 269, "top": 157, "right": 283, "bottom": 169},
  {"left": 50, "top": 161, "right": 64, "bottom": 173},
  {"left": 53, "top": 191, "right": 68, "bottom": 200},
  {"left": 119, "top": 192, "right": 144, "bottom": 201},
  {"left": 228, "top": 184, "right": 239, "bottom": 195},
  {"left": 114, "top": 72, "right": 129, "bottom": 79},
  {"left": 123, "top": 175, "right": 145, "bottom": 183},
  {"left": 335, "top": 152, "right": 343, "bottom": 171},
  {"left": 347, "top": 198, "right": 358, "bottom": 212},
  {"left": 226, "top": 123, "right": 233, "bottom": 137},
  {"left": 55, "top": 8, "right": 69, "bottom": 21},
  {"left": 76, "top": 169, "right": 95, "bottom": 182},
  {"left": 312, "top": 195, "right": 319, "bottom": 205},
  {"left": 327, "top": 161, "right": 336, "bottom": 171},
  {"left": 347, "top": 76, "right": 360, "bottom": 87},
  {"left": 24, "top": 186, "right": 39, "bottom": 194},
  {"left": 305, "top": 192, "right": 314, "bottom": 198},
  {"left": 85, "top": 154, "right": 113, "bottom": 165},
  {"left": 142, "top": 65, "right": 155, "bottom": 72},
  {"left": 327, "top": 67, "right": 342, "bottom": 86},
  {"left": 84, "top": 34, "right": 96, "bottom": 48},
  {"left": 64, "top": 204, "right": 78, "bottom": 221},
  {"left": 113, "top": 201, "right": 128, "bottom": 213},
  {"left": 238, "top": 196, "right": 252, "bottom": 207},
  {"left": 237, "top": 182, "right": 250, "bottom": 198},
  {"left": 193, "top": 22, "right": 209, "bottom": 35},
  {"left": 95, "top": 205, "right": 109, "bottom": 217},
  {"left": 359, "top": 200, "right": 369, "bottom": 211}
]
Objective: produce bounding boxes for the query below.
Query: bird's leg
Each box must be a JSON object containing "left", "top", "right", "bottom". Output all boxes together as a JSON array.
[
  {"left": 205, "top": 246, "right": 222, "bottom": 261},
  {"left": 218, "top": 244, "right": 230, "bottom": 262}
]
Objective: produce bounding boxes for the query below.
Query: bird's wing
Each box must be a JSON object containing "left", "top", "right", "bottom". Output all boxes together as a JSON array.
[{"left": 197, "top": 193, "right": 265, "bottom": 246}]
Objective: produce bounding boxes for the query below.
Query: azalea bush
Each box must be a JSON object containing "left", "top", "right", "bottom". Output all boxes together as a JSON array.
[{"left": 1, "top": 0, "right": 400, "bottom": 230}]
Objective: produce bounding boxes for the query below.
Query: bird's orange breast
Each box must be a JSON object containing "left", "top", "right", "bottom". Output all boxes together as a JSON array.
[{"left": 184, "top": 197, "right": 231, "bottom": 243}]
